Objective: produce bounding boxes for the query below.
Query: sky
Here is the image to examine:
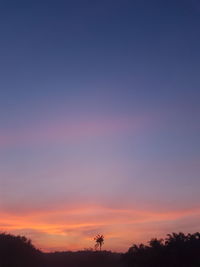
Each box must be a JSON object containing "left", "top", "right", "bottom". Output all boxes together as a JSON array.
[{"left": 0, "top": 0, "right": 200, "bottom": 252}]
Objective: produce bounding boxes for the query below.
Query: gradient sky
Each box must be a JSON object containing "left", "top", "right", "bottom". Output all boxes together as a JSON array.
[{"left": 0, "top": 0, "right": 200, "bottom": 252}]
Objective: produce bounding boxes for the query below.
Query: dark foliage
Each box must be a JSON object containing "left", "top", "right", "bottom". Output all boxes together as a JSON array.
[
  {"left": 0, "top": 233, "right": 43, "bottom": 267},
  {"left": 1, "top": 232, "right": 200, "bottom": 267},
  {"left": 0, "top": 233, "right": 122, "bottom": 267},
  {"left": 94, "top": 234, "right": 104, "bottom": 251},
  {"left": 122, "top": 232, "right": 200, "bottom": 267}
]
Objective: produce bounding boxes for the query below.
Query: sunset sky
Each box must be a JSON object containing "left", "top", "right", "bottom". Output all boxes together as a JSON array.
[{"left": 0, "top": 0, "right": 200, "bottom": 252}]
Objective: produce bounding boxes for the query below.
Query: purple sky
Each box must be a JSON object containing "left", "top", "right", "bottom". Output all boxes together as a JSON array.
[{"left": 0, "top": 0, "right": 200, "bottom": 251}]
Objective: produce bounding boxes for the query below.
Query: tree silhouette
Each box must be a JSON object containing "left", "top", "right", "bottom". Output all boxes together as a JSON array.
[
  {"left": 122, "top": 232, "right": 200, "bottom": 267},
  {"left": 94, "top": 234, "right": 104, "bottom": 251},
  {"left": 0, "top": 233, "right": 43, "bottom": 267}
]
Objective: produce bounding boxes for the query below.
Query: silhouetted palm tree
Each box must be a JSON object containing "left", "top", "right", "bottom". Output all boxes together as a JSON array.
[{"left": 94, "top": 234, "right": 104, "bottom": 251}]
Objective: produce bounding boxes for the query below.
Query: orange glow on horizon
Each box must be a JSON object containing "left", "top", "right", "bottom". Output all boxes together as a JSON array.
[{"left": 1, "top": 205, "right": 200, "bottom": 252}]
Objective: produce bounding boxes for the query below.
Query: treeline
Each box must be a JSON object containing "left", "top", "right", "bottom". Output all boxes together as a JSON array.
[
  {"left": 1, "top": 232, "right": 200, "bottom": 267},
  {"left": 0, "top": 233, "right": 43, "bottom": 267},
  {"left": 122, "top": 232, "right": 200, "bottom": 267}
]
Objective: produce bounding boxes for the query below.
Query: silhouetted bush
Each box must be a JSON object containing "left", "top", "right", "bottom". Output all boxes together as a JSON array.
[
  {"left": 0, "top": 233, "right": 43, "bottom": 267},
  {"left": 122, "top": 232, "right": 200, "bottom": 267}
]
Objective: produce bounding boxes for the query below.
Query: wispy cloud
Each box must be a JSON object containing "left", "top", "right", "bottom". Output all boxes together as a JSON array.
[{"left": 1, "top": 205, "right": 200, "bottom": 251}]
